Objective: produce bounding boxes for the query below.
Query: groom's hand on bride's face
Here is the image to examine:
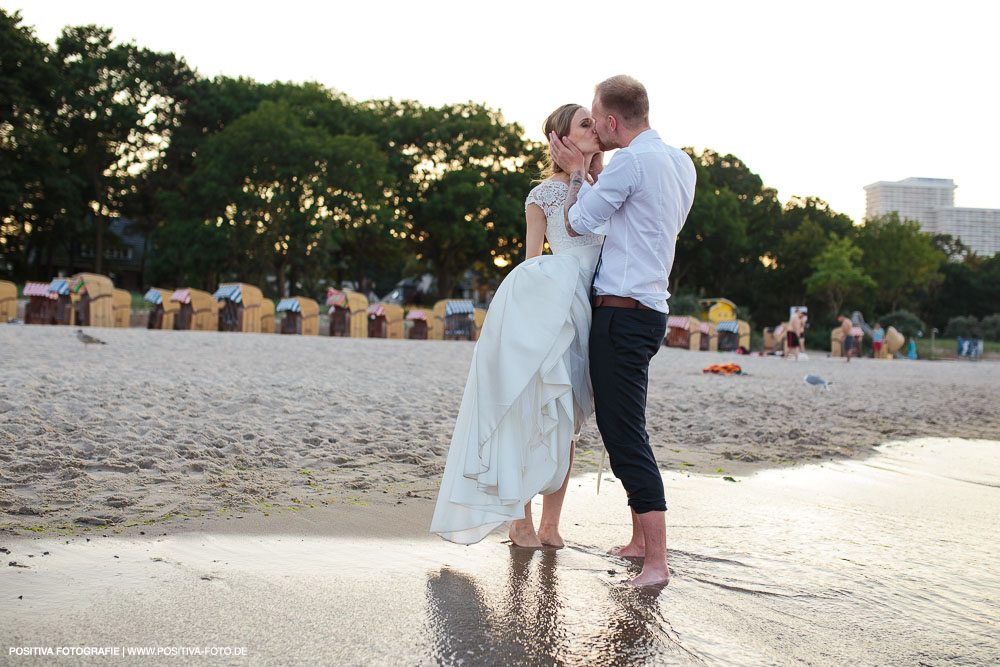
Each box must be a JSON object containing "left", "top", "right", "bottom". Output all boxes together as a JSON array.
[{"left": 549, "top": 132, "right": 585, "bottom": 173}]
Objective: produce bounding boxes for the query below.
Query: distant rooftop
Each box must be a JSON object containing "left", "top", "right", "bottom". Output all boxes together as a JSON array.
[{"left": 864, "top": 177, "right": 956, "bottom": 190}]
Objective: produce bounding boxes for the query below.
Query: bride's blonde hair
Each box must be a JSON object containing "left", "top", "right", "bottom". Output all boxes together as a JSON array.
[{"left": 537, "top": 103, "right": 584, "bottom": 181}]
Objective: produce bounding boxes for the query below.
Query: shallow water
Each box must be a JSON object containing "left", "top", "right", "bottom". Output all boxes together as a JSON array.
[{"left": 2, "top": 438, "right": 998, "bottom": 665}]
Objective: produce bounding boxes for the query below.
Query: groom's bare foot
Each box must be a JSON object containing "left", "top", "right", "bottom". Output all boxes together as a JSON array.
[
  {"left": 537, "top": 524, "right": 564, "bottom": 548},
  {"left": 609, "top": 542, "right": 645, "bottom": 558},
  {"left": 625, "top": 563, "right": 670, "bottom": 587},
  {"left": 509, "top": 520, "right": 542, "bottom": 548}
]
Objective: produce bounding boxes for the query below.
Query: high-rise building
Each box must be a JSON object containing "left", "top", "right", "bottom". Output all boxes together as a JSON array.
[{"left": 863, "top": 177, "right": 1000, "bottom": 256}]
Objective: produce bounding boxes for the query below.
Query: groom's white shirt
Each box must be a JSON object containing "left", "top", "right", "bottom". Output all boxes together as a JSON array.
[{"left": 567, "top": 129, "right": 696, "bottom": 313}]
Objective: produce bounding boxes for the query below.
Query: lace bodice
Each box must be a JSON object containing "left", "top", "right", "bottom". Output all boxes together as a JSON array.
[{"left": 525, "top": 180, "right": 604, "bottom": 255}]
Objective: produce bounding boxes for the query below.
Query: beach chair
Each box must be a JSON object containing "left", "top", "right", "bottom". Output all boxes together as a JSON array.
[
  {"left": 875, "top": 326, "right": 905, "bottom": 360},
  {"left": 170, "top": 288, "right": 219, "bottom": 331},
  {"left": 473, "top": 308, "right": 488, "bottom": 342},
  {"left": 666, "top": 315, "right": 700, "bottom": 349},
  {"left": 111, "top": 288, "right": 131, "bottom": 328},
  {"left": 277, "top": 296, "right": 319, "bottom": 335},
  {"left": 213, "top": 283, "right": 264, "bottom": 333},
  {"left": 434, "top": 299, "right": 476, "bottom": 341},
  {"left": 143, "top": 288, "right": 178, "bottom": 329},
  {"left": 46, "top": 279, "right": 76, "bottom": 325},
  {"left": 327, "top": 288, "right": 369, "bottom": 337},
  {"left": 367, "top": 303, "right": 405, "bottom": 339},
  {"left": 23, "top": 282, "right": 58, "bottom": 324},
  {"left": 699, "top": 321, "right": 718, "bottom": 352},
  {"left": 716, "top": 320, "right": 750, "bottom": 351},
  {"left": 698, "top": 298, "right": 738, "bottom": 324},
  {"left": 0, "top": 280, "right": 16, "bottom": 323},
  {"left": 70, "top": 273, "right": 115, "bottom": 328},
  {"left": 406, "top": 309, "right": 429, "bottom": 339},
  {"left": 260, "top": 298, "right": 275, "bottom": 334},
  {"left": 762, "top": 323, "right": 788, "bottom": 355}
]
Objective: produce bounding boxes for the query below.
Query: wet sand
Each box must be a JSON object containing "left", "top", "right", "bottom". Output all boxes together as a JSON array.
[
  {"left": 3, "top": 439, "right": 997, "bottom": 665},
  {"left": 1, "top": 324, "right": 998, "bottom": 536}
]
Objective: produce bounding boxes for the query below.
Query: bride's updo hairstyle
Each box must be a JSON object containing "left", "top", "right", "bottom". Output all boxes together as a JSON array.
[{"left": 538, "top": 103, "right": 584, "bottom": 180}]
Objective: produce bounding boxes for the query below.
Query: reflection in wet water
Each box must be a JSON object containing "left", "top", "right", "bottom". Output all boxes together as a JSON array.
[{"left": 426, "top": 548, "right": 689, "bottom": 666}]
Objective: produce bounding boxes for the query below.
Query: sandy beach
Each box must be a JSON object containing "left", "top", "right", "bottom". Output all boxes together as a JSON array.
[{"left": 2, "top": 323, "right": 999, "bottom": 536}]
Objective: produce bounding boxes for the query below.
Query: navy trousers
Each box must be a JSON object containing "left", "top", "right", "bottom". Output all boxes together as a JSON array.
[{"left": 589, "top": 305, "right": 667, "bottom": 514}]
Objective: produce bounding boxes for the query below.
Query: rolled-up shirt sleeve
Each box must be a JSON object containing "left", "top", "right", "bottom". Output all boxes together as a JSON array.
[{"left": 567, "top": 152, "right": 639, "bottom": 235}]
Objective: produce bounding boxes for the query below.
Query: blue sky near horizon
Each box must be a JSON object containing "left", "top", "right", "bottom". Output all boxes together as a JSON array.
[{"left": 12, "top": 0, "right": 998, "bottom": 224}]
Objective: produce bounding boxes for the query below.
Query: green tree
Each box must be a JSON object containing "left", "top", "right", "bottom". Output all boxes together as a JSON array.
[
  {"left": 0, "top": 9, "right": 81, "bottom": 280},
  {"left": 855, "top": 213, "right": 945, "bottom": 314},
  {"left": 366, "top": 100, "right": 539, "bottom": 299},
  {"left": 183, "top": 99, "right": 389, "bottom": 297},
  {"left": 805, "top": 235, "right": 875, "bottom": 316},
  {"left": 53, "top": 24, "right": 192, "bottom": 274}
]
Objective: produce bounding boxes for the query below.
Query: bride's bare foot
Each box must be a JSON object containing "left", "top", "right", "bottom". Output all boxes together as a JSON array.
[
  {"left": 609, "top": 541, "right": 645, "bottom": 558},
  {"left": 537, "top": 524, "right": 564, "bottom": 548},
  {"left": 509, "top": 520, "right": 542, "bottom": 548}
]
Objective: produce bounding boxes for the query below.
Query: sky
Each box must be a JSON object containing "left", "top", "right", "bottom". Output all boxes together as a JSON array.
[{"left": 11, "top": 0, "right": 999, "bottom": 224}]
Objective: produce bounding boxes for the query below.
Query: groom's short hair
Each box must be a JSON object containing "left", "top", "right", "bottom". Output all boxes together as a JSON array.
[{"left": 595, "top": 75, "right": 649, "bottom": 128}]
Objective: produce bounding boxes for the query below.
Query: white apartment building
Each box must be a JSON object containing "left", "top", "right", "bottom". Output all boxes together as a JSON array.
[{"left": 864, "top": 177, "right": 1000, "bottom": 256}]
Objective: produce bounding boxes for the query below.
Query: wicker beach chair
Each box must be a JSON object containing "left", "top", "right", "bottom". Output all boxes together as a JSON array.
[
  {"left": 0, "top": 280, "right": 18, "bottom": 323},
  {"left": 699, "top": 320, "right": 718, "bottom": 352},
  {"left": 762, "top": 322, "right": 788, "bottom": 355},
  {"left": 666, "top": 315, "right": 700, "bottom": 349},
  {"left": 277, "top": 296, "right": 320, "bottom": 335},
  {"left": 170, "top": 288, "right": 218, "bottom": 331},
  {"left": 473, "top": 308, "right": 488, "bottom": 342},
  {"left": 432, "top": 299, "right": 476, "bottom": 341},
  {"left": 70, "top": 273, "right": 115, "bottom": 328},
  {"left": 260, "top": 298, "right": 275, "bottom": 334},
  {"left": 111, "top": 288, "right": 131, "bottom": 328},
  {"left": 716, "top": 320, "right": 750, "bottom": 352},
  {"left": 875, "top": 326, "right": 905, "bottom": 360},
  {"left": 45, "top": 279, "right": 76, "bottom": 325},
  {"left": 366, "top": 303, "right": 405, "bottom": 339},
  {"left": 143, "top": 288, "right": 178, "bottom": 329},
  {"left": 327, "top": 288, "right": 369, "bottom": 337},
  {"left": 23, "top": 282, "right": 58, "bottom": 324},
  {"left": 213, "top": 283, "right": 264, "bottom": 333},
  {"left": 406, "top": 309, "right": 429, "bottom": 339}
]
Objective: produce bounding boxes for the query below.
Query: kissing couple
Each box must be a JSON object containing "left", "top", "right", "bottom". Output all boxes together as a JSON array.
[{"left": 430, "top": 75, "right": 696, "bottom": 587}]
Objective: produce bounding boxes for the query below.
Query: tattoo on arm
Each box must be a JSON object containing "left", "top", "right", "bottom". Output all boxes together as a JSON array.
[{"left": 563, "top": 169, "right": 586, "bottom": 238}]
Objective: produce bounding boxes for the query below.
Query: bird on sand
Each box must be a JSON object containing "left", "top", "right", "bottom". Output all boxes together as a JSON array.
[
  {"left": 803, "top": 374, "right": 830, "bottom": 390},
  {"left": 76, "top": 329, "right": 107, "bottom": 346}
]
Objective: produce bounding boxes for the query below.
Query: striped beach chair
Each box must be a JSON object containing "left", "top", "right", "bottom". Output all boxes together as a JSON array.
[
  {"left": 23, "top": 282, "right": 58, "bottom": 324},
  {"left": 277, "top": 296, "right": 319, "bottom": 335},
  {"left": 406, "top": 309, "right": 428, "bottom": 339}
]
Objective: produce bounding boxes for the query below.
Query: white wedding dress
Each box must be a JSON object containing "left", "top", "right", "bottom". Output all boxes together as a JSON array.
[{"left": 430, "top": 180, "right": 605, "bottom": 544}]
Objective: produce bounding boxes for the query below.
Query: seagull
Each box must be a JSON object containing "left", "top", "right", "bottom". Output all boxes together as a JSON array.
[
  {"left": 804, "top": 374, "right": 830, "bottom": 390},
  {"left": 76, "top": 329, "right": 107, "bottom": 346}
]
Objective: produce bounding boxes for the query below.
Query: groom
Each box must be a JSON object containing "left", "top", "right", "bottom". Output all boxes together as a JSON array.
[{"left": 550, "top": 75, "right": 696, "bottom": 586}]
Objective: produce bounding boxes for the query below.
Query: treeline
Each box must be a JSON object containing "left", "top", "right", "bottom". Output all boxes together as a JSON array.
[{"left": 2, "top": 9, "right": 997, "bottom": 332}]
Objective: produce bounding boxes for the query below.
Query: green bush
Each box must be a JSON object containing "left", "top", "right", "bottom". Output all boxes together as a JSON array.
[
  {"left": 981, "top": 314, "right": 1000, "bottom": 342},
  {"left": 944, "top": 315, "right": 982, "bottom": 339},
  {"left": 877, "top": 310, "right": 926, "bottom": 340},
  {"left": 667, "top": 291, "right": 700, "bottom": 316}
]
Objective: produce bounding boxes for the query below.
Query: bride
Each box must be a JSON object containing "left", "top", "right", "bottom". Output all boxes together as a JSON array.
[{"left": 430, "top": 104, "right": 604, "bottom": 547}]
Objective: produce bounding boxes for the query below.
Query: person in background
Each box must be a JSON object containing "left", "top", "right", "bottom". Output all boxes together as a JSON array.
[
  {"left": 871, "top": 322, "right": 885, "bottom": 358},
  {"left": 838, "top": 315, "right": 854, "bottom": 362},
  {"left": 907, "top": 337, "right": 918, "bottom": 359}
]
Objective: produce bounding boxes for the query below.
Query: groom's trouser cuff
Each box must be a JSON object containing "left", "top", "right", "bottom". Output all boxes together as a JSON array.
[{"left": 589, "top": 307, "right": 667, "bottom": 514}]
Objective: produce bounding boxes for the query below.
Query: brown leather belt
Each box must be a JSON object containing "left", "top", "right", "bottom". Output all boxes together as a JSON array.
[{"left": 592, "top": 295, "right": 652, "bottom": 310}]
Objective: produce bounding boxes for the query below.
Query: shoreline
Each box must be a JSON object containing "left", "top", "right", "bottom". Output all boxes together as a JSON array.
[{"left": 2, "top": 325, "right": 999, "bottom": 538}]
